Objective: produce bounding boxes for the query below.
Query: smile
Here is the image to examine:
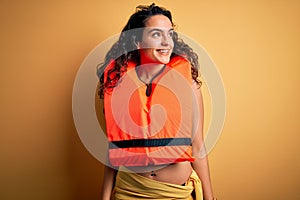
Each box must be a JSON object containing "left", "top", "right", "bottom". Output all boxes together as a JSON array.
[{"left": 156, "top": 49, "right": 171, "bottom": 54}]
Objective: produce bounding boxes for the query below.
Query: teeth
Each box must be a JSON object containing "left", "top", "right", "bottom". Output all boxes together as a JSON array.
[{"left": 159, "top": 49, "right": 168, "bottom": 53}]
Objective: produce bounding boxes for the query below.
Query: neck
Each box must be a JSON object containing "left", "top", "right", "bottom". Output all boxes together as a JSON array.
[
  {"left": 139, "top": 53, "right": 166, "bottom": 73},
  {"left": 138, "top": 63, "right": 165, "bottom": 74},
  {"left": 136, "top": 63, "right": 166, "bottom": 84}
]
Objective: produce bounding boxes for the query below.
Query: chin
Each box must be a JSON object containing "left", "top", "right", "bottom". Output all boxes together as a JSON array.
[
  {"left": 154, "top": 55, "right": 172, "bottom": 64},
  {"left": 160, "top": 60, "right": 170, "bottom": 64},
  {"left": 157, "top": 57, "right": 171, "bottom": 64}
]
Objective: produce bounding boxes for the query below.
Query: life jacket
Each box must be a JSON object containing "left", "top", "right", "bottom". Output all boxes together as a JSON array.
[{"left": 103, "top": 56, "right": 195, "bottom": 166}]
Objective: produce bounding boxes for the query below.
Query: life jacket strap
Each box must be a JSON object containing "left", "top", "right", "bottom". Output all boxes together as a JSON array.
[{"left": 109, "top": 138, "right": 192, "bottom": 149}]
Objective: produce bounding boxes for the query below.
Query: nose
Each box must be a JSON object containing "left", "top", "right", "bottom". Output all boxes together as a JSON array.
[{"left": 161, "top": 32, "right": 172, "bottom": 46}]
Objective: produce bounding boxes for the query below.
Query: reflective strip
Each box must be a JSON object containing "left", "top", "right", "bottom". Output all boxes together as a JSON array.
[{"left": 109, "top": 138, "right": 191, "bottom": 149}]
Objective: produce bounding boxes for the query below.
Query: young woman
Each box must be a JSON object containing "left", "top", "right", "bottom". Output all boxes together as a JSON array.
[{"left": 97, "top": 4, "right": 216, "bottom": 200}]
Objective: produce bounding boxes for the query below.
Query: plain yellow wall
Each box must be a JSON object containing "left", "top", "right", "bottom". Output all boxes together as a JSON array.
[{"left": 1, "top": 0, "right": 299, "bottom": 199}]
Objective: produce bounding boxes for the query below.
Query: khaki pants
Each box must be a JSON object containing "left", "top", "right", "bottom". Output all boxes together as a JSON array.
[{"left": 113, "top": 168, "right": 203, "bottom": 200}]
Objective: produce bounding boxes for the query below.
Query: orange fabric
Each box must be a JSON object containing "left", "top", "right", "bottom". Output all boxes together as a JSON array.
[{"left": 104, "top": 56, "right": 195, "bottom": 166}]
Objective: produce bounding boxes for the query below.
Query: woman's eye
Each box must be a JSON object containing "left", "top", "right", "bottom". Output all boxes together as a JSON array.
[
  {"left": 169, "top": 31, "right": 174, "bottom": 37},
  {"left": 152, "top": 32, "right": 161, "bottom": 37}
]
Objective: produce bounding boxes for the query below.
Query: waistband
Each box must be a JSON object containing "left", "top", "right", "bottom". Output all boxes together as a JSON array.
[{"left": 113, "top": 167, "right": 203, "bottom": 200}]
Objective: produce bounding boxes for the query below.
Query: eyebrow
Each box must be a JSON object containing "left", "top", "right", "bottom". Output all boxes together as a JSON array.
[{"left": 147, "top": 28, "right": 174, "bottom": 34}]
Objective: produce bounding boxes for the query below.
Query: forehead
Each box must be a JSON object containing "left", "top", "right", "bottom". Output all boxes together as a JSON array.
[{"left": 144, "top": 14, "right": 173, "bottom": 29}]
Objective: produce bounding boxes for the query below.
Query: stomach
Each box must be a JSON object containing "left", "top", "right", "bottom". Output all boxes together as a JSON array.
[{"left": 124, "top": 161, "right": 193, "bottom": 185}]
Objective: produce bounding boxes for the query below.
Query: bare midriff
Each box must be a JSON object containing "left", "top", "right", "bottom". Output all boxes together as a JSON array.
[{"left": 125, "top": 161, "right": 193, "bottom": 185}]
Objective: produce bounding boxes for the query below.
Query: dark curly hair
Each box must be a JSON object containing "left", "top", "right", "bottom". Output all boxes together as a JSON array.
[{"left": 97, "top": 3, "right": 201, "bottom": 98}]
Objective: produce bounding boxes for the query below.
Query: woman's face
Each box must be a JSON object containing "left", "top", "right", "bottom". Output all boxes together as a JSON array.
[{"left": 138, "top": 15, "right": 174, "bottom": 64}]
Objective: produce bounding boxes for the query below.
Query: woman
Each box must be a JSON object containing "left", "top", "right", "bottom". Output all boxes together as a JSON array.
[{"left": 97, "top": 3, "right": 216, "bottom": 200}]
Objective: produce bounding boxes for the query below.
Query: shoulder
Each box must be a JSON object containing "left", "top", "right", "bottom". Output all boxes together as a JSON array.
[
  {"left": 168, "top": 55, "right": 192, "bottom": 75},
  {"left": 103, "top": 60, "right": 136, "bottom": 78},
  {"left": 168, "top": 55, "right": 190, "bottom": 66},
  {"left": 104, "top": 60, "right": 136, "bottom": 72}
]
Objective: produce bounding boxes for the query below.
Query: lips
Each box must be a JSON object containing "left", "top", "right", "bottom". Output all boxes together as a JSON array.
[
  {"left": 139, "top": 48, "right": 173, "bottom": 64},
  {"left": 156, "top": 49, "right": 171, "bottom": 55},
  {"left": 157, "top": 49, "right": 169, "bottom": 53}
]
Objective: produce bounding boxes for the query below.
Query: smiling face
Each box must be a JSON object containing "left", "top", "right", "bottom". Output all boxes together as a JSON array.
[{"left": 137, "top": 15, "right": 174, "bottom": 65}]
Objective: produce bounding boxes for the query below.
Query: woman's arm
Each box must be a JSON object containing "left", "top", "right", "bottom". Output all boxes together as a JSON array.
[
  {"left": 101, "top": 165, "right": 117, "bottom": 200},
  {"left": 191, "top": 82, "right": 215, "bottom": 200}
]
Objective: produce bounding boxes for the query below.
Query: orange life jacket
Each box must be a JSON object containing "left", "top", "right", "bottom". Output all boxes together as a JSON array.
[{"left": 103, "top": 56, "right": 195, "bottom": 166}]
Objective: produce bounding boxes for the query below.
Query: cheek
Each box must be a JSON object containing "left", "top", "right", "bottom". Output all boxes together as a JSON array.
[
  {"left": 170, "top": 39, "right": 174, "bottom": 47},
  {"left": 140, "top": 49, "right": 154, "bottom": 58},
  {"left": 140, "top": 38, "right": 161, "bottom": 49}
]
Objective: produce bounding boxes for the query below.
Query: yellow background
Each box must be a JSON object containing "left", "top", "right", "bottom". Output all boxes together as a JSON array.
[{"left": 1, "top": 0, "right": 299, "bottom": 199}]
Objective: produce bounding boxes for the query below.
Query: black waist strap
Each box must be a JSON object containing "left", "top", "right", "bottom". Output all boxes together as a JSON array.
[{"left": 109, "top": 138, "right": 192, "bottom": 149}]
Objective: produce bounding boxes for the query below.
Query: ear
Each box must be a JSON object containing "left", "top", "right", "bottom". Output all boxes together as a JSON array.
[
  {"left": 132, "top": 35, "right": 140, "bottom": 49},
  {"left": 134, "top": 41, "right": 140, "bottom": 49}
]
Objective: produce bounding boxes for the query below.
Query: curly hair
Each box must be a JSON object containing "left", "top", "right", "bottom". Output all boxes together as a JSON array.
[{"left": 97, "top": 3, "right": 201, "bottom": 98}]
